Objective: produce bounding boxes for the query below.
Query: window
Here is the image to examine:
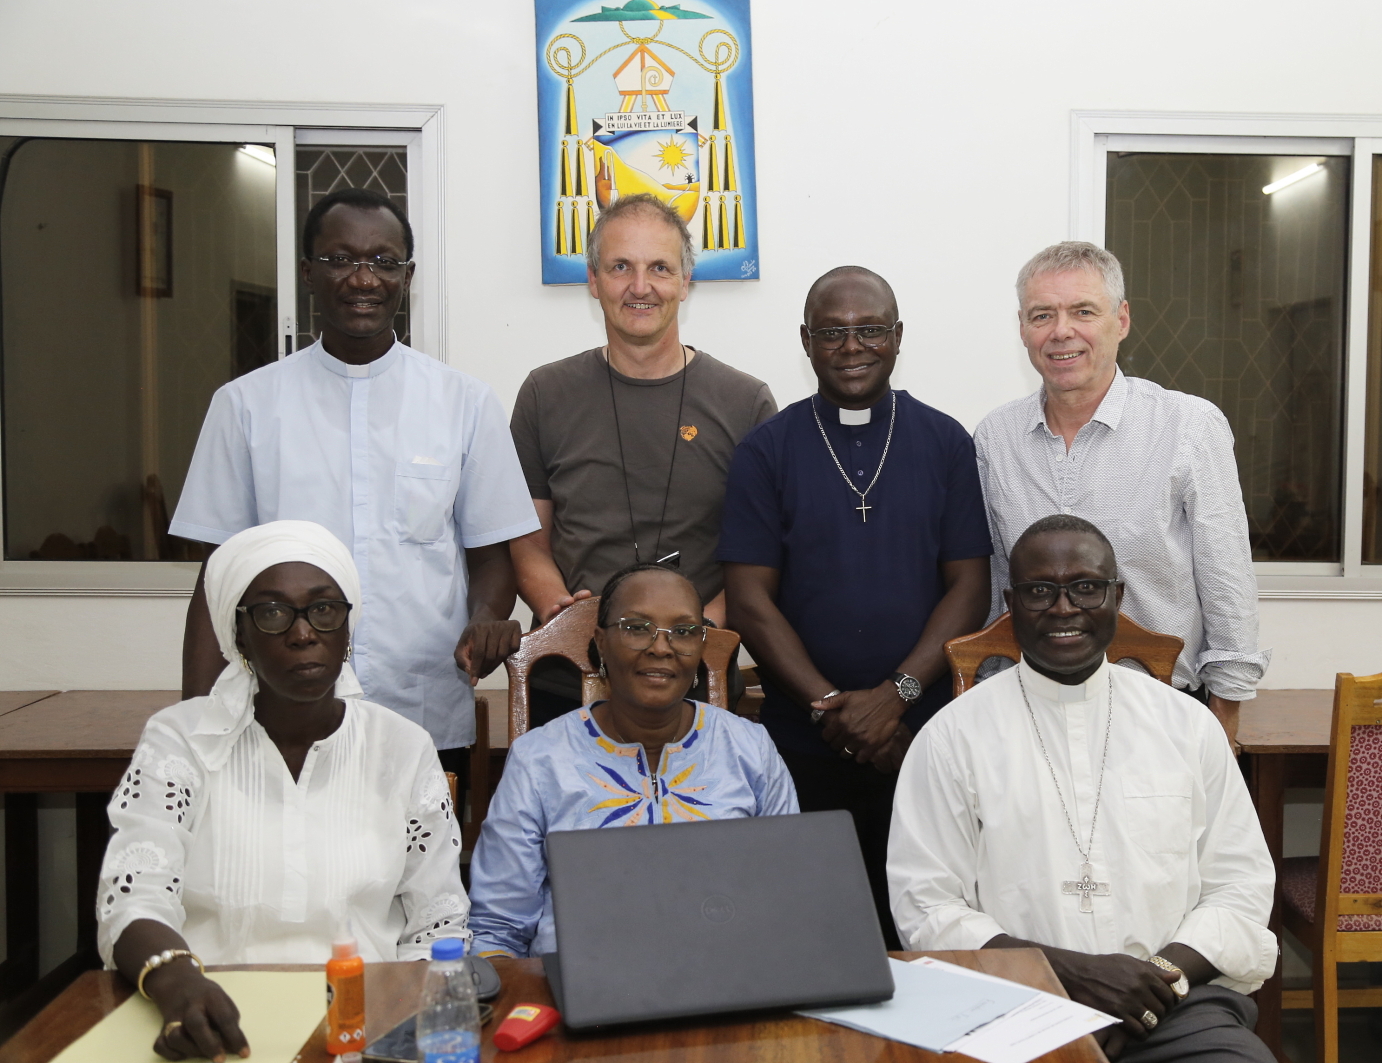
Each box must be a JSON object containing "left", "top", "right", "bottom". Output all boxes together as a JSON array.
[
  {"left": 1105, "top": 151, "right": 1350, "bottom": 563},
  {"left": 0, "top": 101, "right": 440, "bottom": 592},
  {"left": 0, "top": 136, "right": 279, "bottom": 562},
  {"left": 1074, "top": 117, "right": 1382, "bottom": 590}
]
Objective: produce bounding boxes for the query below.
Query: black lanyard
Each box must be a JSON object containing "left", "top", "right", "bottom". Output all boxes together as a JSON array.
[{"left": 604, "top": 345, "right": 689, "bottom": 566}]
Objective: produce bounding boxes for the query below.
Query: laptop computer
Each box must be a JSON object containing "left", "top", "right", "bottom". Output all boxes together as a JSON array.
[{"left": 542, "top": 809, "right": 894, "bottom": 1028}]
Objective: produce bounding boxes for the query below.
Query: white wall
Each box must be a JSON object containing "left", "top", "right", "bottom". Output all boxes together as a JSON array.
[{"left": 3, "top": 0, "right": 1382, "bottom": 690}]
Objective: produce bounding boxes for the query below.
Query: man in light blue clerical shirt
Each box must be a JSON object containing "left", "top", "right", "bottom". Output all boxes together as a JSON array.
[{"left": 171, "top": 188, "right": 539, "bottom": 777}]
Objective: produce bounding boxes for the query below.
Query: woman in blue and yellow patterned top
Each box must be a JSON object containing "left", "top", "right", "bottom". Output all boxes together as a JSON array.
[{"left": 468, "top": 562, "right": 798, "bottom": 958}]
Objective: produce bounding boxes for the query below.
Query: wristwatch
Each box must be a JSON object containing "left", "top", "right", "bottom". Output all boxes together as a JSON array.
[
  {"left": 1149, "top": 955, "right": 1189, "bottom": 999},
  {"left": 891, "top": 672, "right": 922, "bottom": 703}
]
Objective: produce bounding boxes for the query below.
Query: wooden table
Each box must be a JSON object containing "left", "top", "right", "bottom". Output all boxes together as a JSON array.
[
  {"left": 0, "top": 691, "right": 177, "bottom": 1002},
  {"left": 1239, "top": 689, "right": 1333, "bottom": 1062},
  {"left": 0, "top": 950, "right": 1106, "bottom": 1063}
]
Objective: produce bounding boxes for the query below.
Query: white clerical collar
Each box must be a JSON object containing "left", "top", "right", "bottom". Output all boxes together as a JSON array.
[
  {"left": 1017, "top": 656, "right": 1110, "bottom": 704},
  {"left": 819, "top": 391, "right": 893, "bottom": 425},
  {"left": 310, "top": 335, "right": 402, "bottom": 379}
]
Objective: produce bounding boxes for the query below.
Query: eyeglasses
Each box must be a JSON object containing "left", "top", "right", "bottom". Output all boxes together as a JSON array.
[
  {"left": 236, "top": 600, "right": 352, "bottom": 635},
  {"left": 1011, "top": 579, "right": 1120, "bottom": 612},
  {"left": 606, "top": 617, "right": 706, "bottom": 656},
  {"left": 804, "top": 323, "right": 898, "bottom": 350},
  {"left": 312, "top": 254, "right": 412, "bottom": 279}
]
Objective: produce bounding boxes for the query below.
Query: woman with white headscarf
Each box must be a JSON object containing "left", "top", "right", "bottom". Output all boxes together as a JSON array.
[{"left": 96, "top": 520, "right": 468, "bottom": 1062}]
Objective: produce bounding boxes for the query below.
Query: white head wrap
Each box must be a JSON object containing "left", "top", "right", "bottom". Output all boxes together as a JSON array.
[{"left": 191, "top": 520, "right": 363, "bottom": 769}]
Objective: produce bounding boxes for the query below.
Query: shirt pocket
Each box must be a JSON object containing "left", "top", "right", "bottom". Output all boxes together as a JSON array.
[
  {"left": 394, "top": 461, "right": 455, "bottom": 545},
  {"left": 1120, "top": 772, "right": 1194, "bottom": 855}
]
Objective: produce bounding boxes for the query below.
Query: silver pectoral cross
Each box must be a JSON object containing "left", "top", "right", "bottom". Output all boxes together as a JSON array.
[
  {"left": 856, "top": 498, "right": 872, "bottom": 522},
  {"left": 1061, "top": 863, "right": 1111, "bottom": 914}
]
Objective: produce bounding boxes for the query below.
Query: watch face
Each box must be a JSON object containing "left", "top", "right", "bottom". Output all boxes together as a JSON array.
[{"left": 896, "top": 675, "right": 922, "bottom": 701}]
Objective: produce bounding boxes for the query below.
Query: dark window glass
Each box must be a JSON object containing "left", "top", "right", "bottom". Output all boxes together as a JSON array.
[
  {"left": 0, "top": 137, "right": 277, "bottom": 561},
  {"left": 1106, "top": 153, "right": 1349, "bottom": 563},
  {"left": 1360, "top": 158, "right": 1382, "bottom": 563}
]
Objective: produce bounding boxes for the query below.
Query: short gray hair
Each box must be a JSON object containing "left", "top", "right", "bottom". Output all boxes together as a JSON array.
[
  {"left": 1016, "top": 241, "right": 1125, "bottom": 312},
  {"left": 586, "top": 193, "right": 696, "bottom": 279}
]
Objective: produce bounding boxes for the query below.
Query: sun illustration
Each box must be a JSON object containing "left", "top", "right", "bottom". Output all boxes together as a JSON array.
[{"left": 653, "top": 137, "right": 693, "bottom": 173}]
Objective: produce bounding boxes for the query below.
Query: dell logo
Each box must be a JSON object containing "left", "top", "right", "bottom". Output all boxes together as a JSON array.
[{"left": 701, "top": 894, "right": 735, "bottom": 924}]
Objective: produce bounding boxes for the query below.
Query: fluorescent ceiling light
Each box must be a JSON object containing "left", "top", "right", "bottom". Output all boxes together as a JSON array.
[
  {"left": 239, "top": 144, "right": 276, "bottom": 167},
  {"left": 1263, "top": 162, "right": 1322, "bottom": 195}
]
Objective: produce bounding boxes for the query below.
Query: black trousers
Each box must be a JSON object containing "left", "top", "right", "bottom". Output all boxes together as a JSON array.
[
  {"left": 779, "top": 749, "right": 903, "bottom": 950},
  {"left": 1122, "top": 985, "right": 1273, "bottom": 1063}
]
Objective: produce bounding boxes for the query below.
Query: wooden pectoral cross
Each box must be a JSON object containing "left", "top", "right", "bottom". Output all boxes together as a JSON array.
[{"left": 1061, "top": 863, "right": 1111, "bottom": 914}]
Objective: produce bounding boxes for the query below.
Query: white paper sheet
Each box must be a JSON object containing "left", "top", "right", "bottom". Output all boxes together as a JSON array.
[
  {"left": 944, "top": 993, "right": 1118, "bottom": 1063},
  {"left": 908, "top": 957, "right": 1118, "bottom": 1063},
  {"left": 798, "top": 957, "right": 1037, "bottom": 1051}
]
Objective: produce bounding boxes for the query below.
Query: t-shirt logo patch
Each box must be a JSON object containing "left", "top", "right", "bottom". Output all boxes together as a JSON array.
[{"left": 680, "top": 425, "right": 698, "bottom": 442}]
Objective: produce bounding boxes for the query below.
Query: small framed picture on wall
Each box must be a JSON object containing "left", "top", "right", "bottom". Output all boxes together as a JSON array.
[{"left": 137, "top": 185, "right": 172, "bottom": 298}]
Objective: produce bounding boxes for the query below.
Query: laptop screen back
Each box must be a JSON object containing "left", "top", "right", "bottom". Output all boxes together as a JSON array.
[{"left": 545, "top": 810, "right": 894, "bottom": 1028}]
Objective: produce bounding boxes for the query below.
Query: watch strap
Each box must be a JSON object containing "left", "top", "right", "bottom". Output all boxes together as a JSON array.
[
  {"left": 890, "top": 672, "right": 922, "bottom": 702},
  {"left": 1149, "top": 954, "right": 1189, "bottom": 998}
]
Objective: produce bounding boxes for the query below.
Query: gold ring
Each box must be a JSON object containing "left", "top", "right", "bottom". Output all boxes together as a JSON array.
[
  {"left": 162, "top": 1020, "right": 184, "bottom": 1039},
  {"left": 1140, "top": 1009, "right": 1158, "bottom": 1030}
]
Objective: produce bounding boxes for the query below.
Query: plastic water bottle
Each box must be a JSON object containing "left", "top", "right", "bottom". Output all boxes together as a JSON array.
[{"left": 415, "top": 937, "right": 481, "bottom": 1063}]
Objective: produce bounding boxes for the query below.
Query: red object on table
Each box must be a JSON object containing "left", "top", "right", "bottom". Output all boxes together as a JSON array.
[{"left": 493, "top": 1003, "right": 561, "bottom": 1051}]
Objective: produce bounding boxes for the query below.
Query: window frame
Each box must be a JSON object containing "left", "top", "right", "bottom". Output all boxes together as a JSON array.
[
  {"left": 1074, "top": 111, "right": 1382, "bottom": 599},
  {"left": 0, "top": 96, "right": 444, "bottom": 595}
]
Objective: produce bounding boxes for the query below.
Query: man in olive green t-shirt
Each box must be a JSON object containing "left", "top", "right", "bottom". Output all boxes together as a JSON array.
[{"left": 509, "top": 193, "right": 775, "bottom": 723}]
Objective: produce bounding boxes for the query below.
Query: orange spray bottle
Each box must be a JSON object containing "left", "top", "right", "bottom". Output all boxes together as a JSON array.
[{"left": 326, "top": 932, "right": 366, "bottom": 1061}]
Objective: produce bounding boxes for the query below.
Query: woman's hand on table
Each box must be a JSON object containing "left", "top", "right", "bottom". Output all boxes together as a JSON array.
[
  {"left": 145, "top": 964, "right": 249, "bottom": 1062},
  {"left": 113, "top": 921, "right": 250, "bottom": 1063}
]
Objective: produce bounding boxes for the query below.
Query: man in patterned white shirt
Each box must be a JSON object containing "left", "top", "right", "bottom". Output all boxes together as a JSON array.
[{"left": 975, "top": 242, "right": 1269, "bottom": 747}]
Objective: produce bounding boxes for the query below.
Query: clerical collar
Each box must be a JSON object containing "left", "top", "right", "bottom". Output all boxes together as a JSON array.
[
  {"left": 819, "top": 391, "right": 893, "bottom": 426},
  {"left": 1017, "top": 657, "right": 1110, "bottom": 704}
]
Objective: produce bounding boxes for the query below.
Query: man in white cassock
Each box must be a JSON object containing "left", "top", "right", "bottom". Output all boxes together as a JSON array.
[{"left": 888, "top": 514, "right": 1276, "bottom": 1062}]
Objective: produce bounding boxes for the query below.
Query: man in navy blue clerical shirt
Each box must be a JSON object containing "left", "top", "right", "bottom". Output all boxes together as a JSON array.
[{"left": 719, "top": 266, "right": 992, "bottom": 949}]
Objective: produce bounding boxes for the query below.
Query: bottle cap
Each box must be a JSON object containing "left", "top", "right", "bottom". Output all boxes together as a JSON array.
[
  {"left": 331, "top": 937, "right": 358, "bottom": 960},
  {"left": 431, "top": 937, "right": 466, "bottom": 961}
]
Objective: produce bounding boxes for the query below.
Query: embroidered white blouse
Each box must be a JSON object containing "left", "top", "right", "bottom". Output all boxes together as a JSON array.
[{"left": 96, "top": 693, "right": 469, "bottom": 966}]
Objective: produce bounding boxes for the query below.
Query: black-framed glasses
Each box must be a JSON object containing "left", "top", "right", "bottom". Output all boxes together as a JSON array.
[
  {"left": 804, "top": 323, "right": 898, "bottom": 350},
  {"left": 1011, "top": 579, "right": 1120, "bottom": 612},
  {"left": 236, "top": 600, "right": 352, "bottom": 635},
  {"left": 312, "top": 254, "right": 412, "bottom": 279},
  {"left": 606, "top": 617, "right": 705, "bottom": 656}
]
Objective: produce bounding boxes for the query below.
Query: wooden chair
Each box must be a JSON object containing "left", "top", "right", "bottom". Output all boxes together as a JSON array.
[
  {"left": 1279, "top": 671, "right": 1382, "bottom": 1063},
  {"left": 461, "top": 694, "right": 492, "bottom": 852},
  {"left": 944, "top": 612, "right": 1184, "bottom": 696},
  {"left": 736, "top": 666, "right": 765, "bottom": 723},
  {"left": 461, "top": 597, "right": 741, "bottom": 848}
]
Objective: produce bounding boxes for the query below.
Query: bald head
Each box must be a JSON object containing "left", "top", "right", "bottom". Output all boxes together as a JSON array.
[
  {"left": 803, "top": 266, "right": 898, "bottom": 327},
  {"left": 1009, "top": 514, "right": 1116, "bottom": 584}
]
